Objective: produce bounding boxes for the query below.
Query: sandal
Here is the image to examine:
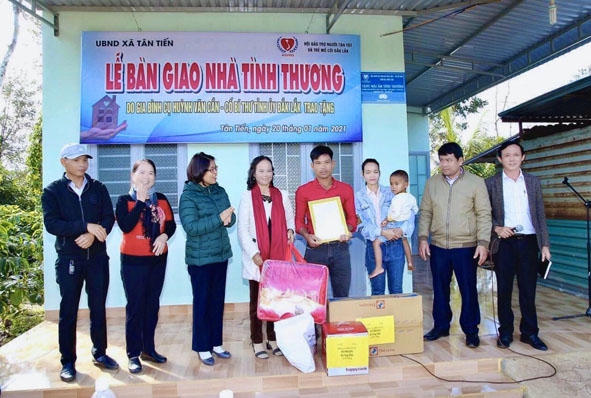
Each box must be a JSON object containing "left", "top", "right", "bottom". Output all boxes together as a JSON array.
[
  {"left": 267, "top": 341, "right": 283, "bottom": 356},
  {"left": 253, "top": 343, "right": 269, "bottom": 359}
]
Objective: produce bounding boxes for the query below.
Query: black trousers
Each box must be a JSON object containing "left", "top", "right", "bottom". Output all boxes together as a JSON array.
[
  {"left": 121, "top": 254, "right": 167, "bottom": 358},
  {"left": 494, "top": 235, "right": 539, "bottom": 337},
  {"left": 55, "top": 254, "right": 109, "bottom": 365},
  {"left": 188, "top": 261, "right": 228, "bottom": 352}
]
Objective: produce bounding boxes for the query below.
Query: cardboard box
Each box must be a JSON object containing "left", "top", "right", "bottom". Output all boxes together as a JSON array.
[
  {"left": 328, "top": 293, "right": 423, "bottom": 357},
  {"left": 322, "top": 321, "right": 369, "bottom": 376}
]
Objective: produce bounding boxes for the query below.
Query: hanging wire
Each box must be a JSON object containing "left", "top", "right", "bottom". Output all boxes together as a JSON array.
[
  {"left": 131, "top": 10, "right": 142, "bottom": 32},
  {"left": 400, "top": 263, "right": 557, "bottom": 386},
  {"left": 381, "top": 1, "right": 498, "bottom": 37}
]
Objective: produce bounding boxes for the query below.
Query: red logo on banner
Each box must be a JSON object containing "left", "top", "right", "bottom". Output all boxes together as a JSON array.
[{"left": 277, "top": 37, "right": 298, "bottom": 54}]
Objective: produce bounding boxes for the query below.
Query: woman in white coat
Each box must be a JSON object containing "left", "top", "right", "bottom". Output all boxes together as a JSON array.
[{"left": 237, "top": 155, "right": 295, "bottom": 359}]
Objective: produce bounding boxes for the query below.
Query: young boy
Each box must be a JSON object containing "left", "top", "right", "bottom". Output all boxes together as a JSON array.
[{"left": 370, "top": 170, "right": 418, "bottom": 279}]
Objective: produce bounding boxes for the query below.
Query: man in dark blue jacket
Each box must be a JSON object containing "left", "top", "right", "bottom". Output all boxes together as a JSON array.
[{"left": 42, "top": 143, "right": 119, "bottom": 382}]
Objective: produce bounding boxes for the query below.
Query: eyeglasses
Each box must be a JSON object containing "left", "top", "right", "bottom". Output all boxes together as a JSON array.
[{"left": 207, "top": 166, "right": 219, "bottom": 173}]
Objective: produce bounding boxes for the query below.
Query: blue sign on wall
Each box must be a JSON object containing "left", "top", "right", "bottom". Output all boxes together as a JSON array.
[
  {"left": 361, "top": 72, "right": 406, "bottom": 104},
  {"left": 80, "top": 32, "right": 362, "bottom": 144}
]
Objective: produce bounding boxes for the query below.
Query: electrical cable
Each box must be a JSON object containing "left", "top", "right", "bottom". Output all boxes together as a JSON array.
[
  {"left": 381, "top": 2, "right": 498, "bottom": 37},
  {"left": 400, "top": 255, "right": 558, "bottom": 385}
]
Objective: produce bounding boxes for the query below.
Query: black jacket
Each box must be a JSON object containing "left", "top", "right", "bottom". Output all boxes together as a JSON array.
[{"left": 42, "top": 173, "right": 115, "bottom": 259}]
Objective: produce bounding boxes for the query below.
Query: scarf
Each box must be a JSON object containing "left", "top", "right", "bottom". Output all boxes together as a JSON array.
[
  {"left": 252, "top": 184, "right": 288, "bottom": 264},
  {"left": 129, "top": 186, "right": 161, "bottom": 245}
]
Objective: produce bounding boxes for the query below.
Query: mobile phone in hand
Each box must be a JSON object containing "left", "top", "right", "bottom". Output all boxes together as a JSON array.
[{"left": 539, "top": 259, "right": 552, "bottom": 279}]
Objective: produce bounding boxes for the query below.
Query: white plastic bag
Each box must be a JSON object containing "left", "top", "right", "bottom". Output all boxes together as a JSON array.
[{"left": 274, "top": 312, "right": 316, "bottom": 373}]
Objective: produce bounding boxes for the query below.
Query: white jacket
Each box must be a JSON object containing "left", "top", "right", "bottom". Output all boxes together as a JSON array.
[{"left": 237, "top": 189, "right": 295, "bottom": 282}]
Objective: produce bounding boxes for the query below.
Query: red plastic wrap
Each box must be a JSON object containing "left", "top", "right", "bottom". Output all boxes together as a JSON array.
[{"left": 257, "top": 259, "right": 329, "bottom": 324}]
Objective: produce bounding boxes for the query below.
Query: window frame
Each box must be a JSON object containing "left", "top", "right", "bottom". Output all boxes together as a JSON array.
[
  {"left": 88, "top": 144, "right": 186, "bottom": 218},
  {"left": 249, "top": 142, "right": 363, "bottom": 193}
]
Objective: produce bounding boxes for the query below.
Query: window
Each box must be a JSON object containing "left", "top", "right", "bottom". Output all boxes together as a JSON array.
[
  {"left": 253, "top": 142, "right": 361, "bottom": 205},
  {"left": 258, "top": 143, "right": 302, "bottom": 205},
  {"left": 91, "top": 144, "right": 185, "bottom": 214},
  {"left": 90, "top": 142, "right": 358, "bottom": 214},
  {"left": 408, "top": 152, "right": 429, "bottom": 205},
  {"left": 96, "top": 144, "right": 130, "bottom": 209},
  {"left": 316, "top": 142, "right": 356, "bottom": 187}
]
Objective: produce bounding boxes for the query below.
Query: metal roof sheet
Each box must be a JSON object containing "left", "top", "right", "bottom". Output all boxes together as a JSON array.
[
  {"left": 12, "top": 0, "right": 591, "bottom": 113},
  {"left": 499, "top": 74, "right": 591, "bottom": 123}
]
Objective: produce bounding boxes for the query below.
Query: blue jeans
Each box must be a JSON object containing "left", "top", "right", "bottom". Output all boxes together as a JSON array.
[
  {"left": 429, "top": 245, "right": 480, "bottom": 335},
  {"left": 305, "top": 241, "right": 351, "bottom": 298},
  {"left": 365, "top": 239, "right": 404, "bottom": 295}
]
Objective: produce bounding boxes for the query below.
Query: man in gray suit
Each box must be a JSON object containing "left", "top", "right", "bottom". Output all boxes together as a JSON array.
[{"left": 486, "top": 141, "right": 551, "bottom": 351}]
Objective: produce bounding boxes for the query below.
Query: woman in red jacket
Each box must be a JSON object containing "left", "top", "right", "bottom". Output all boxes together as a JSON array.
[{"left": 116, "top": 159, "right": 176, "bottom": 374}]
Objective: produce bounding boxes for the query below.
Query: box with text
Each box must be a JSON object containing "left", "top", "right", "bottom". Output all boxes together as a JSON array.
[
  {"left": 328, "top": 293, "right": 423, "bottom": 357},
  {"left": 322, "top": 321, "right": 369, "bottom": 376}
]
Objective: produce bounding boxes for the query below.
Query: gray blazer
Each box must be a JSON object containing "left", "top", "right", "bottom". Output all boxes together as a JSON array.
[{"left": 485, "top": 171, "right": 550, "bottom": 251}]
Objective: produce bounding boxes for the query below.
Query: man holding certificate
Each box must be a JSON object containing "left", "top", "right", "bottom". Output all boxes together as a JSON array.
[{"left": 295, "top": 145, "right": 358, "bottom": 298}]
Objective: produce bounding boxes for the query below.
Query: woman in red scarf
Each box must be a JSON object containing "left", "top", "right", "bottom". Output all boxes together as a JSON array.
[{"left": 237, "top": 156, "right": 295, "bottom": 359}]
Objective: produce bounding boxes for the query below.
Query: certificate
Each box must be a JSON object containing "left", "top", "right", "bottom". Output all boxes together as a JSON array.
[{"left": 308, "top": 197, "right": 350, "bottom": 243}]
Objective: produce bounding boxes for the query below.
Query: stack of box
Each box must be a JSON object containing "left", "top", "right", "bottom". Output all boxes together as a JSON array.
[
  {"left": 328, "top": 293, "right": 423, "bottom": 357},
  {"left": 321, "top": 321, "right": 369, "bottom": 376}
]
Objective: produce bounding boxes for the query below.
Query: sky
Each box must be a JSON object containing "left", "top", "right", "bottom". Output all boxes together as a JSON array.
[
  {"left": 1, "top": 1, "right": 590, "bottom": 141},
  {"left": 466, "top": 42, "right": 591, "bottom": 140}
]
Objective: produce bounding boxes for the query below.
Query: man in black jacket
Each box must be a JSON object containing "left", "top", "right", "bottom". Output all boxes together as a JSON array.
[{"left": 42, "top": 143, "right": 119, "bottom": 382}]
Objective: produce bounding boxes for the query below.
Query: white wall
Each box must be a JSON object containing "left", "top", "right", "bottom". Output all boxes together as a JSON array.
[{"left": 42, "top": 12, "right": 421, "bottom": 311}]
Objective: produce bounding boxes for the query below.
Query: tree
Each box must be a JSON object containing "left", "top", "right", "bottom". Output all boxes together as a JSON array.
[
  {"left": 25, "top": 115, "right": 42, "bottom": 203},
  {"left": 0, "top": 77, "right": 38, "bottom": 168},
  {"left": 429, "top": 97, "right": 503, "bottom": 178},
  {"left": 0, "top": 3, "right": 20, "bottom": 88},
  {"left": 0, "top": 2, "right": 44, "bottom": 346},
  {"left": 0, "top": 165, "right": 26, "bottom": 207}
]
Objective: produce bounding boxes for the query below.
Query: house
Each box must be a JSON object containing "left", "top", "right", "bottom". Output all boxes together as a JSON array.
[
  {"left": 91, "top": 94, "right": 119, "bottom": 129},
  {"left": 26, "top": 1, "right": 590, "bottom": 315}
]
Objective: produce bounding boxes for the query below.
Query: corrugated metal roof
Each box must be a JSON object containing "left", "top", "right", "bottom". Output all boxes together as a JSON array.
[
  {"left": 466, "top": 75, "right": 591, "bottom": 164},
  {"left": 13, "top": 0, "right": 591, "bottom": 112},
  {"left": 499, "top": 74, "right": 591, "bottom": 123}
]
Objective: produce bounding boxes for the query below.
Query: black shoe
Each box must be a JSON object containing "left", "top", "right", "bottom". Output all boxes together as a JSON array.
[
  {"left": 128, "top": 357, "right": 142, "bottom": 374},
  {"left": 423, "top": 328, "right": 450, "bottom": 341},
  {"left": 60, "top": 363, "right": 76, "bottom": 382},
  {"left": 93, "top": 354, "right": 120, "bottom": 370},
  {"left": 497, "top": 335, "right": 513, "bottom": 349},
  {"left": 141, "top": 350, "right": 167, "bottom": 363},
  {"left": 520, "top": 334, "right": 548, "bottom": 351},
  {"left": 465, "top": 333, "right": 480, "bottom": 348}
]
